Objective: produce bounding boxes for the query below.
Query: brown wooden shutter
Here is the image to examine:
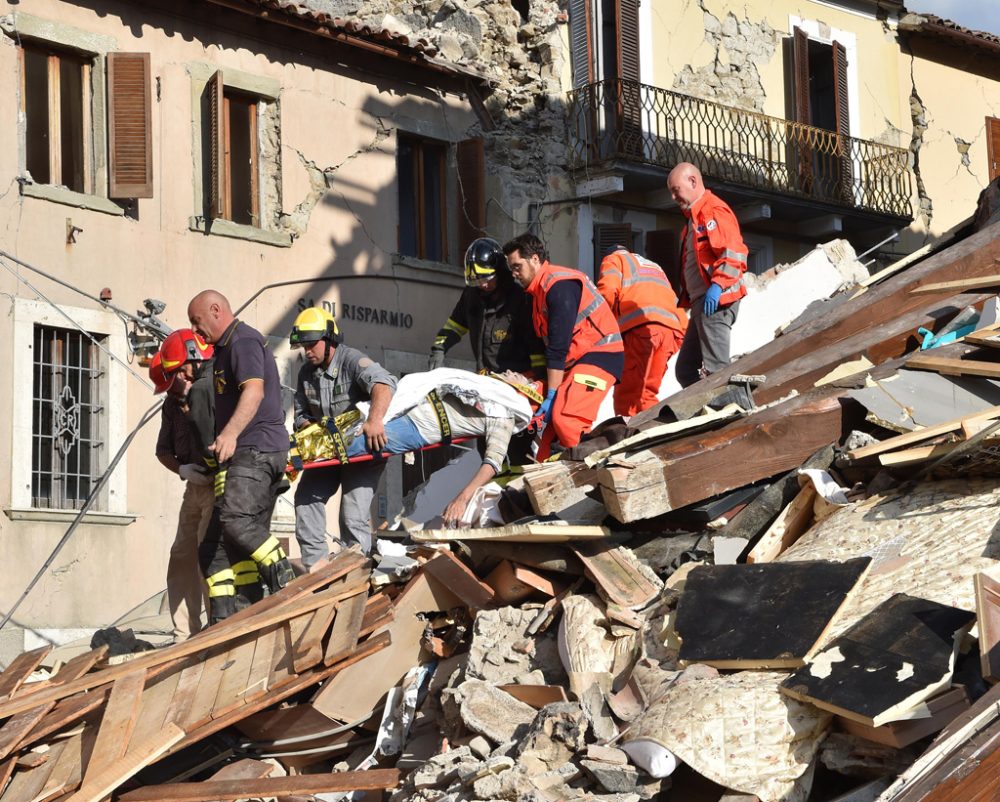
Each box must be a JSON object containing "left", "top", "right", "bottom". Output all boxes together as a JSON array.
[
  {"left": 644, "top": 229, "right": 679, "bottom": 293},
  {"left": 832, "top": 40, "right": 853, "bottom": 203},
  {"left": 569, "top": 0, "right": 594, "bottom": 88},
  {"left": 107, "top": 52, "right": 153, "bottom": 199},
  {"left": 616, "top": 0, "right": 642, "bottom": 158},
  {"left": 207, "top": 70, "right": 224, "bottom": 220},
  {"left": 792, "top": 27, "right": 813, "bottom": 194},
  {"left": 594, "top": 223, "right": 632, "bottom": 278},
  {"left": 456, "top": 137, "right": 485, "bottom": 252},
  {"left": 988, "top": 117, "right": 1000, "bottom": 182}
]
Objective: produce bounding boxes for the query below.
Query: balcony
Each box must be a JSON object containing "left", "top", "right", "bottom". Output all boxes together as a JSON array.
[{"left": 567, "top": 80, "right": 913, "bottom": 222}]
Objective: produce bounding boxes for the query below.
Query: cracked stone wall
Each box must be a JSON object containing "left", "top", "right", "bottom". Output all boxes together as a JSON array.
[{"left": 301, "top": 0, "right": 570, "bottom": 225}]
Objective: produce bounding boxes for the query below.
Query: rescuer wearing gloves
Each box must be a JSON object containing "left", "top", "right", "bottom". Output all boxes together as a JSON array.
[
  {"left": 428, "top": 237, "right": 544, "bottom": 375},
  {"left": 668, "top": 162, "right": 749, "bottom": 387},
  {"left": 291, "top": 307, "right": 397, "bottom": 566},
  {"left": 151, "top": 331, "right": 218, "bottom": 641},
  {"left": 596, "top": 244, "right": 687, "bottom": 416},
  {"left": 502, "top": 232, "right": 624, "bottom": 461}
]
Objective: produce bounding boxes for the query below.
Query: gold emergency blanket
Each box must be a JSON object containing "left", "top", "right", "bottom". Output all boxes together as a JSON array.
[{"left": 292, "top": 409, "right": 363, "bottom": 464}]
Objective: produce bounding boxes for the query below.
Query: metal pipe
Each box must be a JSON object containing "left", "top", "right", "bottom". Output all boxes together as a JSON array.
[{"left": 856, "top": 230, "right": 900, "bottom": 261}]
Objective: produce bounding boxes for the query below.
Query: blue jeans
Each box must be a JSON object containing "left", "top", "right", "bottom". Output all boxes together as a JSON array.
[{"left": 346, "top": 415, "right": 428, "bottom": 458}]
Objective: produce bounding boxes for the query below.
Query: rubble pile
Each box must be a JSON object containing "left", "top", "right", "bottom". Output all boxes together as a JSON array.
[{"left": 9, "top": 211, "right": 1000, "bottom": 800}]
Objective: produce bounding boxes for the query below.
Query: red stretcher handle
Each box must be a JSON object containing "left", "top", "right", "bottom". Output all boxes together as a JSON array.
[{"left": 300, "top": 435, "right": 479, "bottom": 469}]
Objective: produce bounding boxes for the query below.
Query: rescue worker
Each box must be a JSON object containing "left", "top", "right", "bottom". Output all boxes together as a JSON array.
[
  {"left": 152, "top": 335, "right": 214, "bottom": 641},
  {"left": 187, "top": 290, "right": 293, "bottom": 623},
  {"left": 291, "top": 307, "right": 397, "bottom": 566},
  {"left": 502, "top": 233, "right": 624, "bottom": 461},
  {"left": 428, "top": 237, "right": 545, "bottom": 375},
  {"left": 667, "top": 162, "right": 749, "bottom": 387},
  {"left": 596, "top": 244, "right": 687, "bottom": 416}
]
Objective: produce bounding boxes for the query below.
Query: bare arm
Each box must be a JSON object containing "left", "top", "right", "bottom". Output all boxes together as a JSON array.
[
  {"left": 211, "top": 379, "right": 264, "bottom": 463},
  {"left": 362, "top": 382, "right": 393, "bottom": 452},
  {"left": 546, "top": 368, "right": 565, "bottom": 395},
  {"left": 442, "top": 463, "right": 497, "bottom": 527}
]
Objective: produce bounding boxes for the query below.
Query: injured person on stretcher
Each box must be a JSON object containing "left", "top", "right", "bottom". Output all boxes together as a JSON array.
[{"left": 291, "top": 368, "right": 541, "bottom": 527}]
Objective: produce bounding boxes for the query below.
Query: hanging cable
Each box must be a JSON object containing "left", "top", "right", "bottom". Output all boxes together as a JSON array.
[{"left": 0, "top": 399, "right": 164, "bottom": 632}]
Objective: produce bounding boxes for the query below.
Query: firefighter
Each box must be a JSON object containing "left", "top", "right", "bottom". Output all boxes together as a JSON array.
[
  {"left": 428, "top": 237, "right": 545, "bottom": 375},
  {"left": 290, "top": 307, "right": 397, "bottom": 566},
  {"left": 667, "top": 162, "right": 749, "bottom": 387},
  {"left": 188, "top": 290, "right": 294, "bottom": 623},
  {"left": 502, "top": 232, "right": 624, "bottom": 461},
  {"left": 596, "top": 244, "right": 687, "bottom": 416}
]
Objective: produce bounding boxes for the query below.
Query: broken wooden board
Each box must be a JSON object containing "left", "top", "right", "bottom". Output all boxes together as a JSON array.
[
  {"left": 675, "top": 558, "right": 871, "bottom": 669},
  {"left": 522, "top": 462, "right": 600, "bottom": 516},
  {"left": 498, "top": 684, "right": 569, "bottom": 709},
  {"left": 421, "top": 549, "right": 495, "bottom": 608},
  {"left": 599, "top": 388, "right": 851, "bottom": 522},
  {"left": 976, "top": 570, "right": 1000, "bottom": 684},
  {"left": 571, "top": 542, "right": 662, "bottom": 609},
  {"left": 907, "top": 354, "right": 1000, "bottom": 379},
  {"left": 910, "top": 274, "right": 1000, "bottom": 294},
  {"left": 116, "top": 769, "right": 400, "bottom": 801},
  {"left": 745, "top": 483, "right": 817, "bottom": 564},
  {"left": 837, "top": 686, "right": 970, "bottom": 749},
  {"left": 311, "top": 564, "right": 463, "bottom": 723},
  {"left": 0, "top": 647, "right": 51, "bottom": 701},
  {"left": 781, "top": 594, "right": 976, "bottom": 727},
  {"left": 412, "top": 523, "right": 608, "bottom": 543},
  {"left": 484, "top": 560, "right": 560, "bottom": 604},
  {"left": 846, "top": 403, "right": 1000, "bottom": 461}
]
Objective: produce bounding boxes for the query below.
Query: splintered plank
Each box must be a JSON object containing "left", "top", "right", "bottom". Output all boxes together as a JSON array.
[
  {"left": 781, "top": 594, "right": 976, "bottom": 727},
  {"left": 0, "top": 561, "right": 369, "bottom": 722},
  {"left": 910, "top": 274, "right": 1000, "bottom": 294},
  {"left": 64, "top": 723, "right": 184, "bottom": 802},
  {"left": 116, "top": 768, "right": 401, "bottom": 801},
  {"left": 209, "top": 637, "right": 258, "bottom": 721},
  {"left": 172, "top": 631, "right": 390, "bottom": 753},
  {"left": 289, "top": 586, "right": 341, "bottom": 673},
  {"left": 125, "top": 671, "right": 181, "bottom": 755},
  {"left": 746, "top": 483, "right": 818, "bottom": 564},
  {"left": 324, "top": 592, "right": 367, "bottom": 666},
  {"left": 412, "top": 524, "right": 608, "bottom": 543},
  {"left": 13, "top": 688, "right": 110, "bottom": 753},
  {"left": 907, "top": 355, "right": 1000, "bottom": 379},
  {"left": 266, "top": 624, "right": 295, "bottom": 691},
  {"left": 35, "top": 728, "right": 93, "bottom": 802},
  {"left": 0, "top": 740, "right": 65, "bottom": 802},
  {"left": 0, "top": 757, "right": 14, "bottom": 797},
  {"left": 161, "top": 662, "right": 204, "bottom": 730},
  {"left": 421, "top": 550, "right": 495, "bottom": 608},
  {"left": 976, "top": 571, "right": 1000, "bottom": 684},
  {"left": 83, "top": 670, "right": 146, "bottom": 787},
  {"left": 0, "top": 648, "right": 51, "bottom": 701},
  {"left": 571, "top": 542, "right": 661, "bottom": 609},
  {"left": 178, "top": 648, "right": 232, "bottom": 733},
  {"left": 676, "top": 558, "right": 872, "bottom": 669},
  {"left": 241, "top": 627, "right": 278, "bottom": 704}
]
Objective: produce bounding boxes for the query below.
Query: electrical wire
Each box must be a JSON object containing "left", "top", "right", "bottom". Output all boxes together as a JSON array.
[{"left": 0, "top": 399, "right": 164, "bottom": 632}]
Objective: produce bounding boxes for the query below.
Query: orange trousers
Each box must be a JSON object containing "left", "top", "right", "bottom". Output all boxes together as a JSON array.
[
  {"left": 614, "top": 323, "right": 684, "bottom": 417},
  {"left": 536, "top": 363, "right": 617, "bottom": 461}
]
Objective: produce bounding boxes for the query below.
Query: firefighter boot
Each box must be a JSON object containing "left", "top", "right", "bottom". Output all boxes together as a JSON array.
[{"left": 252, "top": 536, "right": 295, "bottom": 593}]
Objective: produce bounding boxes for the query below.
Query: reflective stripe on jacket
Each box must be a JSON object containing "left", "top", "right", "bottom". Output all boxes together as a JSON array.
[
  {"left": 527, "top": 262, "right": 623, "bottom": 368},
  {"left": 678, "top": 189, "right": 749, "bottom": 309},
  {"left": 597, "top": 249, "right": 687, "bottom": 335}
]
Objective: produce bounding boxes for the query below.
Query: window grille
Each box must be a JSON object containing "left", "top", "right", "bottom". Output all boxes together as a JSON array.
[{"left": 31, "top": 325, "right": 106, "bottom": 509}]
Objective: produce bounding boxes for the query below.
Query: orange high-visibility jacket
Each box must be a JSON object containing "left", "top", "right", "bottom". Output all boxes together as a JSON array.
[
  {"left": 527, "top": 262, "right": 623, "bottom": 368},
  {"left": 678, "top": 189, "right": 749, "bottom": 309},
  {"left": 597, "top": 249, "right": 687, "bottom": 335}
]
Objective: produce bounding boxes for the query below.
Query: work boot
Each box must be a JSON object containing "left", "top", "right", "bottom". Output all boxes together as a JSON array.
[
  {"left": 260, "top": 557, "right": 295, "bottom": 593},
  {"left": 209, "top": 595, "right": 236, "bottom": 626}
]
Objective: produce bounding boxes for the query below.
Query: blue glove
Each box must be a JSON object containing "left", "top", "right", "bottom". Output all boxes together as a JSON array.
[
  {"left": 538, "top": 389, "right": 557, "bottom": 424},
  {"left": 703, "top": 283, "right": 722, "bottom": 316}
]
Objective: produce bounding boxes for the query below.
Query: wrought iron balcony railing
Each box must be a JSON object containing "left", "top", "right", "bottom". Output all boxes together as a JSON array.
[{"left": 567, "top": 79, "right": 913, "bottom": 220}]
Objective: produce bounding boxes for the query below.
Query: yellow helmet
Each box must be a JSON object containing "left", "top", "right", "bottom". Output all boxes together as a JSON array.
[{"left": 289, "top": 307, "right": 341, "bottom": 348}]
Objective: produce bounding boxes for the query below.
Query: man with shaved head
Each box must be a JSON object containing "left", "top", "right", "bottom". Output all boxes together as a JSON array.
[
  {"left": 666, "top": 162, "right": 749, "bottom": 387},
  {"left": 188, "top": 290, "right": 294, "bottom": 623}
]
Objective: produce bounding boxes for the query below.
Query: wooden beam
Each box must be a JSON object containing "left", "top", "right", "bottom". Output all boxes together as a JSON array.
[
  {"left": 412, "top": 524, "right": 608, "bottom": 543},
  {"left": 598, "top": 389, "right": 850, "bottom": 522},
  {"left": 911, "top": 273, "right": 1000, "bottom": 294},
  {"left": 906, "top": 354, "right": 1000, "bottom": 378}
]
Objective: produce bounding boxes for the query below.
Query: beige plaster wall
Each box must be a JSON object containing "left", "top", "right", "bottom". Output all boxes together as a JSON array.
[{"left": 0, "top": 0, "right": 478, "bottom": 635}]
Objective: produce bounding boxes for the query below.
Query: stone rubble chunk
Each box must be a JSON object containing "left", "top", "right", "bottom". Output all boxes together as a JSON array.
[
  {"left": 458, "top": 679, "right": 536, "bottom": 744},
  {"left": 581, "top": 759, "right": 640, "bottom": 794},
  {"left": 516, "top": 701, "right": 590, "bottom": 776},
  {"left": 585, "top": 744, "right": 629, "bottom": 765},
  {"left": 410, "top": 745, "right": 478, "bottom": 789},
  {"left": 466, "top": 607, "right": 565, "bottom": 685}
]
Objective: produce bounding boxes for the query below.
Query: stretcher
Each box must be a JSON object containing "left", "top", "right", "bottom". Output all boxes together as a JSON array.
[{"left": 299, "top": 435, "right": 479, "bottom": 469}]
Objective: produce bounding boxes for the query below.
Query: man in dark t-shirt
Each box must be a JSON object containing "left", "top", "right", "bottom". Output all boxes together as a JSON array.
[{"left": 188, "top": 289, "right": 293, "bottom": 623}]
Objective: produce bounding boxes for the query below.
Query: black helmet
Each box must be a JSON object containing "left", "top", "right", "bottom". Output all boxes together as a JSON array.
[{"left": 463, "top": 238, "right": 506, "bottom": 287}]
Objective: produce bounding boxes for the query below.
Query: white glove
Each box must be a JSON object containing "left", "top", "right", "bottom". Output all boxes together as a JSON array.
[{"left": 179, "top": 464, "right": 212, "bottom": 486}]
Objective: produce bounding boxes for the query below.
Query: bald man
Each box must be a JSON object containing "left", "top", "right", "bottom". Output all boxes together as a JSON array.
[
  {"left": 667, "top": 163, "right": 749, "bottom": 387},
  {"left": 188, "top": 290, "right": 294, "bottom": 623}
]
